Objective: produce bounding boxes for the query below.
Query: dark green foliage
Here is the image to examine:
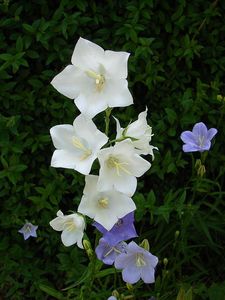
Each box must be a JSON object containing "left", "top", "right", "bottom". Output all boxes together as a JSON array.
[{"left": 0, "top": 0, "right": 225, "bottom": 299}]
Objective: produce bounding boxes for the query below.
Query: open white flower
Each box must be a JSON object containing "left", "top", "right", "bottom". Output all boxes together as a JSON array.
[
  {"left": 97, "top": 140, "right": 151, "bottom": 196},
  {"left": 49, "top": 210, "right": 85, "bottom": 248},
  {"left": 77, "top": 175, "right": 136, "bottom": 230},
  {"left": 115, "top": 108, "right": 158, "bottom": 157},
  {"left": 51, "top": 37, "right": 133, "bottom": 118},
  {"left": 50, "top": 114, "right": 108, "bottom": 175}
]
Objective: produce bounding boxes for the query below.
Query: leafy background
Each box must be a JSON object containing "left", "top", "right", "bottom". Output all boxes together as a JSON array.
[{"left": 0, "top": 0, "right": 225, "bottom": 299}]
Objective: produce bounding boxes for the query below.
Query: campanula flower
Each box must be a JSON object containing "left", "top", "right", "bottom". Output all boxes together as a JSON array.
[
  {"left": 77, "top": 175, "right": 136, "bottom": 230},
  {"left": 115, "top": 108, "right": 158, "bottom": 157},
  {"left": 49, "top": 210, "right": 85, "bottom": 248},
  {"left": 18, "top": 222, "right": 38, "bottom": 240},
  {"left": 97, "top": 139, "right": 150, "bottom": 196},
  {"left": 114, "top": 241, "right": 158, "bottom": 284},
  {"left": 50, "top": 114, "right": 108, "bottom": 175},
  {"left": 51, "top": 37, "right": 133, "bottom": 118},
  {"left": 180, "top": 122, "right": 217, "bottom": 153},
  {"left": 93, "top": 211, "right": 138, "bottom": 246},
  {"left": 95, "top": 238, "right": 127, "bottom": 265}
]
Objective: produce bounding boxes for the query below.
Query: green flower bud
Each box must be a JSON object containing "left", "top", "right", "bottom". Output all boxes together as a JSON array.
[{"left": 139, "top": 239, "right": 150, "bottom": 251}]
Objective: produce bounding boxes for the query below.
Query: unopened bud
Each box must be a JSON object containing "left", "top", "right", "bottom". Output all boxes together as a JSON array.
[
  {"left": 139, "top": 239, "right": 150, "bottom": 251},
  {"left": 112, "top": 290, "right": 119, "bottom": 297},
  {"left": 197, "top": 164, "right": 206, "bottom": 177},
  {"left": 175, "top": 230, "right": 180, "bottom": 239},
  {"left": 83, "top": 239, "right": 93, "bottom": 258},
  {"left": 163, "top": 258, "right": 168, "bottom": 267},
  {"left": 217, "top": 94, "right": 223, "bottom": 101}
]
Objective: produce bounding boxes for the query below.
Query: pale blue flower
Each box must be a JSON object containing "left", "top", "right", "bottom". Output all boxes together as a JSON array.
[
  {"left": 180, "top": 122, "right": 217, "bottom": 152},
  {"left": 18, "top": 222, "right": 38, "bottom": 240},
  {"left": 114, "top": 241, "right": 158, "bottom": 284}
]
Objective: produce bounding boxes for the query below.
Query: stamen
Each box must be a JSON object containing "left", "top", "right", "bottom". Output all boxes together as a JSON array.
[
  {"left": 104, "top": 246, "right": 122, "bottom": 257},
  {"left": 98, "top": 197, "right": 109, "bottom": 208},
  {"left": 25, "top": 225, "right": 32, "bottom": 233},
  {"left": 64, "top": 220, "right": 76, "bottom": 232},
  {"left": 72, "top": 137, "right": 92, "bottom": 160},
  {"left": 198, "top": 136, "right": 205, "bottom": 147},
  {"left": 106, "top": 155, "right": 131, "bottom": 176},
  {"left": 136, "top": 253, "right": 146, "bottom": 267},
  {"left": 86, "top": 70, "right": 105, "bottom": 92}
]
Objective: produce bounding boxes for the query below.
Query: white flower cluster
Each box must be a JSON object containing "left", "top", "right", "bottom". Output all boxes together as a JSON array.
[{"left": 49, "top": 37, "right": 157, "bottom": 248}]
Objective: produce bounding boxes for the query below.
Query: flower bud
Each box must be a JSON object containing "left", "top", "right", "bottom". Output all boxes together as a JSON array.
[
  {"left": 175, "top": 231, "right": 180, "bottom": 239},
  {"left": 217, "top": 94, "right": 223, "bottom": 101},
  {"left": 163, "top": 258, "right": 168, "bottom": 267},
  {"left": 139, "top": 239, "right": 150, "bottom": 251},
  {"left": 83, "top": 239, "right": 93, "bottom": 258}
]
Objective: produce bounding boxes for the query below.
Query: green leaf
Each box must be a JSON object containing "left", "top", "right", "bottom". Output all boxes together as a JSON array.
[{"left": 39, "top": 284, "right": 65, "bottom": 300}]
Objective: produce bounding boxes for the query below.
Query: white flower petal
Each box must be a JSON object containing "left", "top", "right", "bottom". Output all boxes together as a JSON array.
[
  {"left": 75, "top": 93, "right": 108, "bottom": 118},
  {"left": 104, "top": 79, "right": 133, "bottom": 108},
  {"left": 128, "top": 154, "right": 151, "bottom": 177},
  {"left": 71, "top": 37, "right": 104, "bottom": 70},
  {"left": 110, "top": 192, "right": 136, "bottom": 217},
  {"left": 51, "top": 149, "right": 78, "bottom": 169},
  {"left": 113, "top": 175, "right": 137, "bottom": 197},
  {"left": 73, "top": 114, "right": 108, "bottom": 149},
  {"left": 51, "top": 65, "right": 83, "bottom": 99},
  {"left": 49, "top": 216, "right": 65, "bottom": 231},
  {"left": 104, "top": 50, "right": 130, "bottom": 79},
  {"left": 50, "top": 125, "right": 75, "bottom": 151},
  {"left": 94, "top": 210, "right": 118, "bottom": 231},
  {"left": 83, "top": 175, "right": 99, "bottom": 195},
  {"left": 61, "top": 229, "right": 84, "bottom": 247}
]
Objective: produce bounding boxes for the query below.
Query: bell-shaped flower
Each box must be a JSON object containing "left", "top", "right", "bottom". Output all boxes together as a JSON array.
[
  {"left": 115, "top": 108, "right": 158, "bottom": 157},
  {"left": 114, "top": 241, "right": 158, "bottom": 284},
  {"left": 50, "top": 114, "right": 108, "bottom": 175},
  {"left": 95, "top": 238, "right": 127, "bottom": 265},
  {"left": 77, "top": 175, "right": 136, "bottom": 231},
  {"left": 49, "top": 210, "right": 85, "bottom": 248},
  {"left": 180, "top": 122, "right": 217, "bottom": 153},
  {"left": 97, "top": 140, "right": 151, "bottom": 196},
  {"left": 93, "top": 211, "right": 138, "bottom": 246},
  {"left": 18, "top": 222, "right": 38, "bottom": 240},
  {"left": 51, "top": 37, "right": 133, "bottom": 118}
]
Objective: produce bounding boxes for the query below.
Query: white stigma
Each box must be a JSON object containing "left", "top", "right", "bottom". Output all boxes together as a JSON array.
[
  {"left": 86, "top": 70, "right": 105, "bottom": 92},
  {"left": 98, "top": 197, "right": 109, "bottom": 208},
  {"left": 136, "top": 253, "right": 146, "bottom": 267}
]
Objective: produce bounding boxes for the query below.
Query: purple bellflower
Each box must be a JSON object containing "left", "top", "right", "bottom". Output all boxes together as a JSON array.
[
  {"left": 95, "top": 238, "right": 127, "bottom": 265},
  {"left": 93, "top": 211, "right": 138, "bottom": 246},
  {"left": 180, "top": 122, "right": 217, "bottom": 153},
  {"left": 18, "top": 222, "right": 38, "bottom": 240},
  {"left": 114, "top": 241, "right": 158, "bottom": 284}
]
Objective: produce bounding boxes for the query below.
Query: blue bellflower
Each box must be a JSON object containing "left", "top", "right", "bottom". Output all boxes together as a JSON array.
[
  {"left": 180, "top": 122, "right": 217, "bottom": 153},
  {"left": 114, "top": 241, "right": 158, "bottom": 284},
  {"left": 18, "top": 222, "right": 38, "bottom": 240},
  {"left": 95, "top": 238, "right": 127, "bottom": 265},
  {"left": 93, "top": 211, "right": 138, "bottom": 246}
]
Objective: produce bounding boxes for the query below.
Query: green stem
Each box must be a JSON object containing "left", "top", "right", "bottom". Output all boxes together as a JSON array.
[{"left": 105, "top": 107, "right": 113, "bottom": 136}]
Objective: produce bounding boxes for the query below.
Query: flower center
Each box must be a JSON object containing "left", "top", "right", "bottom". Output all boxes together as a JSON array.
[
  {"left": 64, "top": 219, "right": 76, "bottom": 232},
  {"left": 86, "top": 70, "right": 105, "bottom": 92},
  {"left": 72, "top": 136, "right": 92, "bottom": 160},
  {"left": 25, "top": 224, "right": 32, "bottom": 233},
  {"left": 98, "top": 197, "right": 109, "bottom": 208},
  {"left": 106, "top": 155, "right": 131, "bottom": 176},
  {"left": 198, "top": 136, "right": 205, "bottom": 147},
  {"left": 136, "top": 253, "right": 146, "bottom": 267}
]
